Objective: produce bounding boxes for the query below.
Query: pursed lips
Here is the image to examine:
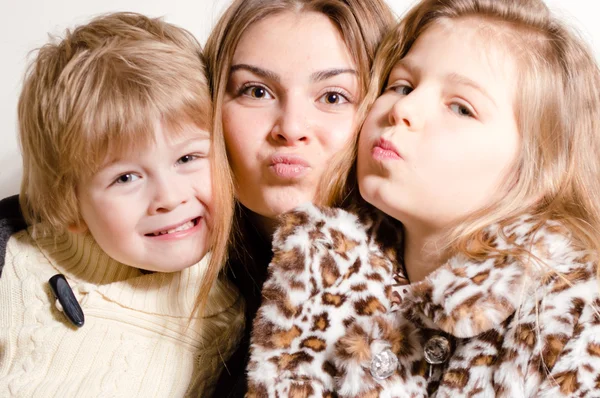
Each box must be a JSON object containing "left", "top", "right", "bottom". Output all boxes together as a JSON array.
[
  {"left": 269, "top": 153, "right": 311, "bottom": 179},
  {"left": 372, "top": 137, "right": 402, "bottom": 160}
]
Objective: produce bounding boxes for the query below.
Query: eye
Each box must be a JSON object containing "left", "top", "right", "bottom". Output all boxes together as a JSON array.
[
  {"left": 449, "top": 103, "right": 474, "bottom": 118},
  {"left": 177, "top": 154, "right": 199, "bottom": 165},
  {"left": 241, "top": 85, "right": 273, "bottom": 100},
  {"left": 114, "top": 173, "right": 140, "bottom": 185},
  {"left": 318, "top": 91, "right": 350, "bottom": 105},
  {"left": 392, "top": 85, "right": 413, "bottom": 96}
]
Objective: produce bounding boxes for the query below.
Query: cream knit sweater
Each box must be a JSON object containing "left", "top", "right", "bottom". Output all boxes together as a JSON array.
[{"left": 0, "top": 228, "right": 244, "bottom": 397}]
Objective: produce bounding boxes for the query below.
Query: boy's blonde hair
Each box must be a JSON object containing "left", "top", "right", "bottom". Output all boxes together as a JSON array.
[
  {"left": 368, "top": 0, "right": 600, "bottom": 264},
  {"left": 204, "top": 0, "right": 396, "bottom": 210},
  {"left": 18, "top": 12, "right": 233, "bottom": 315}
]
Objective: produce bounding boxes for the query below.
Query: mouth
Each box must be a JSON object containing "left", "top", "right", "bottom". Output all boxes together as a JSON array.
[
  {"left": 145, "top": 217, "right": 201, "bottom": 237},
  {"left": 372, "top": 138, "right": 402, "bottom": 160},
  {"left": 269, "top": 154, "right": 310, "bottom": 179}
]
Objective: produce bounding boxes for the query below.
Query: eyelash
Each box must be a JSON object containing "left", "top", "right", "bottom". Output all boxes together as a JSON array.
[
  {"left": 176, "top": 154, "right": 201, "bottom": 165},
  {"left": 110, "top": 154, "right": 203, "bottom": 186},
  {"left": 318, "top": 88, "right": 353, "bottom": 105},
  {"left": 237, "top": 83, "right": 353, "bottom": 105},
  {"left": 449, "top": 102, "right": 475, "bottom": 118},
  {"left": 386, "top": 82, "right": 477, "bottom": 119},
  {"left": 237, "top": 83, "right": 272, "bottom": 99},
  {"left": 112, "top": 173, "right": 140, "bottom": 186},
  {"left": 387, "top": 83, "right": 413, "bottom": 96}
]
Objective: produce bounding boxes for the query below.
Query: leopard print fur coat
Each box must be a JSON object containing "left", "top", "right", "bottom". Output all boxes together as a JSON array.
[{"left": 247, "top": 204, "right": 600, "bottom": 397}]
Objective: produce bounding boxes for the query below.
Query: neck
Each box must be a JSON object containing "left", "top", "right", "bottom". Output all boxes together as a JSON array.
[{"left": 402, "top": 223, "right": 446, "bottom": 283}]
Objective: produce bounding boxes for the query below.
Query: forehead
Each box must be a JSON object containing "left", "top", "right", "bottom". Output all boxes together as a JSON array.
[
  {"left": 400, "top": 18, "right": 518, "bottom": 101},
  {"left": 89, "top": 119, "right": 210, "bottom": 170},
  {"left": 232, "top": 11, "right": 356, "bottom": 75}
]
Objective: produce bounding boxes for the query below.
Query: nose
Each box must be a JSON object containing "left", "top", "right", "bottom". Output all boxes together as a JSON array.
[
  {"left": 388, "top": 92, "right": 423, "bottom": 131},
  {"left": 148, "top": 173, "right": 188, "bottom": 215},
  {"left": 270, "top": 95, "right": 310, "bottom": 145}
]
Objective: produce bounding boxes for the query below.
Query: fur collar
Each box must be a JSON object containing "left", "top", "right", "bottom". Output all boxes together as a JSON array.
[{"left": 395, "top": 215, "right": 592, "bottom": 338}]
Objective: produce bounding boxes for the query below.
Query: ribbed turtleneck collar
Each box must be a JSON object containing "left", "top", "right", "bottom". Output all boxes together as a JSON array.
[{"left": 31, "top": 229, "right": 239, "bottom": 318}]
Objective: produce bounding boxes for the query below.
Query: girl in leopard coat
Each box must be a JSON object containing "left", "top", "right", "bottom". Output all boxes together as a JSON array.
[{"left": 246, "top": 0, "right": 600, "bottom": 396}]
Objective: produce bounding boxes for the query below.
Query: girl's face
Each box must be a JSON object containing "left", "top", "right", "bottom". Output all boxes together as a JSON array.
[
  {"left": 222, "top": 11, "right": 359, "bottom": 221},
  {"left": 358, "top": 19, "right": 520, "bottom": 232}
]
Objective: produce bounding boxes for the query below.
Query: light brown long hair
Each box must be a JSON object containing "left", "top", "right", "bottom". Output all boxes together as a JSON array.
[
  {"left": 203, "top": 1, "right": 396, "bottom": 289},
  {"left": 368, "top": 0, "right": 600, "bottom": 265},
  {"left": 205, "top": 0, "right": 396, "bottom": 211}
]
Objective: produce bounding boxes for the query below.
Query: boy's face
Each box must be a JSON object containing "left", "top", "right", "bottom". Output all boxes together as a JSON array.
[{"left": 75, "top": 122, "right": 213, "bottom": 272}]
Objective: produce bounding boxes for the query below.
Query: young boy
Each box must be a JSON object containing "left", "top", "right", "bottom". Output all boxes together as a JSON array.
[{"left": 0, "top": 12, "right": 243, "bottom": 397}]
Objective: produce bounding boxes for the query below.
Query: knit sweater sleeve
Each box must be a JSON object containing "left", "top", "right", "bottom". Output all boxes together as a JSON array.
[{"left": 246, "top": 204, "right": 399, "bottom": 397}]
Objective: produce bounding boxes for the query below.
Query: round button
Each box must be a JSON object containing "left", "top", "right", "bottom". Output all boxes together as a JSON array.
[
  {"left": 369, "top": 348, "right": 399, "bottom": 380},
  {"left": 423, "top": 335, "right": 451, "bottom": 364}
]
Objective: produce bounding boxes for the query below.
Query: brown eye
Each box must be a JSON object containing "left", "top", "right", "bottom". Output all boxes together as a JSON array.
[
  {"left": 326, "top": 93, "right": 339, "bottom": 104},
  {"left": 250, "top": 87, "right": 266, "bottom": 98},
  {"left": 241, "top": 85, "right": 273, "bottom": 99},
  {"left": 318, "top": 91, "right": 349, "bottom": 105}
]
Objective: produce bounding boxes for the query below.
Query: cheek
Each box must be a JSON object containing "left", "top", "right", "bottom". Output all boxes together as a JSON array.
[
  {"left": 420, "top": 133, "right": 516, "bottom": 199},
  {"left": 222, "top": 107, "right": 268, "bottom": 168},
  {"left": 317, "top": 115, "right": 357, "bottom": 153},
  {"left": 80, "top": 193, "right": 137, "bottom": 236},
  {"left": 195, "top": 168, "right": 214, "bottom": 210}
]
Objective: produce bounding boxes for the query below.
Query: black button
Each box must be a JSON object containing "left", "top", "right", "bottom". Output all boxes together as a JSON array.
[{"left": 49, "top": 274, "right": 85, "bottom": 327}]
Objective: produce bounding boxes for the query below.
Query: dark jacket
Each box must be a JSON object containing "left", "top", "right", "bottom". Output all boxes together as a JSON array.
[{"left": 0, "top": 195, "right": 26, "bottom": 278}]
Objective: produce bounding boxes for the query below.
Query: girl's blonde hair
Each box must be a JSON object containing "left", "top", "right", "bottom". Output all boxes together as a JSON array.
[
  {"left": 18, "top": 12, "right": 232, "bottom": 316},
  {"left": 368, "top": 0, "right": 600, "bottom": 263},
  {"left": 204, "top": 0, "right": 396, "bottom": 211}
]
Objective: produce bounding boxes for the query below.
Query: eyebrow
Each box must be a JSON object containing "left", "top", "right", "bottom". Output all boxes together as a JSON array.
[
  {"left": 100, "top": 136, "right": 210, "bottom": 167},
  {"left": 230, "top": 64, "right": 280, "bottom": 83},
  {"left": 175, "top": 135, "right": 210, "bottom": 146},
  {"left": 310, "top": 68, "right": 357, "bottom": 82},
  {"left": 395, "top": 59, "right": 418, "bottom": 76},
  {"left": 446, "top": 72, "right": 497, "bottom": 107},
  {"left": 230, "top": 64, "right": 357, "bottom": 84}
]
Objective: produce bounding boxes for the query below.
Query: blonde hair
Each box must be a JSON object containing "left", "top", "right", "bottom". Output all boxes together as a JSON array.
[
  {"left": 204, "top": 0, "right": 396, "bottom": 211},
  {"left": 368, "top": 0, "right": 600, "bottom": 263},
  {"left": 18, "top": 12, "right": 233, "bottom": 315}
]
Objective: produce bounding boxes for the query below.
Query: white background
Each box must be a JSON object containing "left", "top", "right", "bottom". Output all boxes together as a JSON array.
[{"left": 0, "top": 0, "right": 596, "bottom": 198}]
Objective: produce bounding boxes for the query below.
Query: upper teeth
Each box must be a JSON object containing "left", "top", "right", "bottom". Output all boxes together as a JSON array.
[{"left": 151, "top": 220, "right": 195, "bottom": 236}]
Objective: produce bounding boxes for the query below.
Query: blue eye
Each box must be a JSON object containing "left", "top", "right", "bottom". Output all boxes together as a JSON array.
[
  {"left": 177, "top": 154, "right": 198, "bottom": 165},
  {"left": 449, "top": 103, "right": 474, "bottom": 117},
  {"left": 391, "top": 85, "right": 413, "bottom": 96},
  {"left": 114, "top": 173, "right": 140, "bottom": 184}
]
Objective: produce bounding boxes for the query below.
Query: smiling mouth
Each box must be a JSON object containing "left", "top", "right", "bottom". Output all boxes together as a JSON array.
[{"left": 145, "top": 217, "right": 200, "bottom": 237}]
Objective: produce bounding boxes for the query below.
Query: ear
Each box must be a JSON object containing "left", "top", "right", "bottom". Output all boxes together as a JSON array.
[{"left": 67, "top": 221, "right": 88, "bottom": 234}]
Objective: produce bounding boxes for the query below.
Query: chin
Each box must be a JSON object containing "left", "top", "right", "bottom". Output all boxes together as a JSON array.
[
  {"left": 141, "top": 262, "right": 197, "bottom": 273},
  {"left": 136, "top": 252, "right": 206, "bottom": 273},
  {"left": 248, "top": 192, "right": 313, "bottom": 219},
  {"left": 358, "top": 179, "right": 381, "bottom": 208}
]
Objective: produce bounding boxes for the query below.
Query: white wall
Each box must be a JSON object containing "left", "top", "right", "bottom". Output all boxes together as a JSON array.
[{"left": 1, "top": 0, "right": 597, "bottom": 198}]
